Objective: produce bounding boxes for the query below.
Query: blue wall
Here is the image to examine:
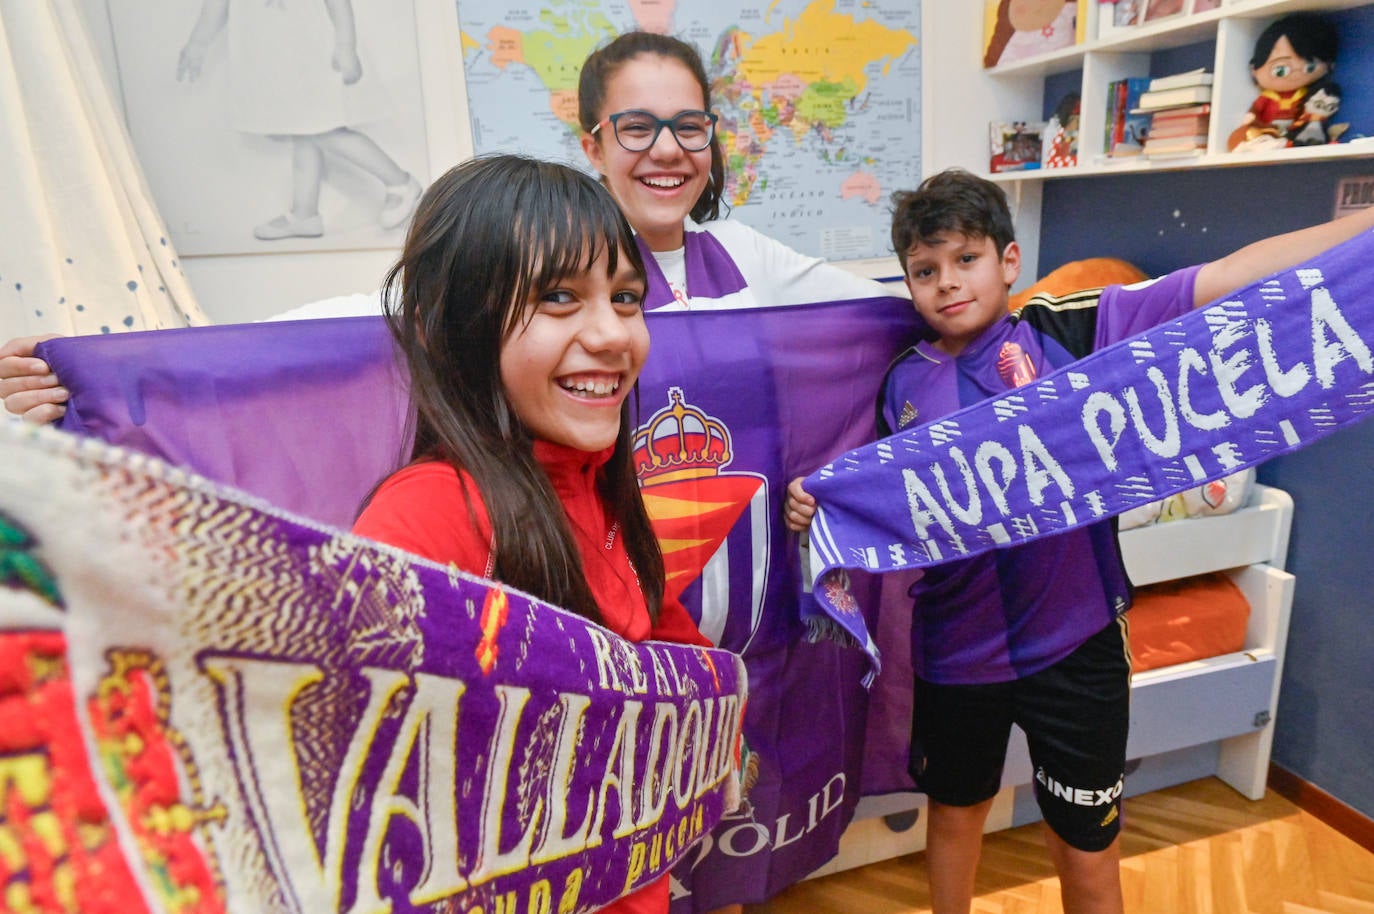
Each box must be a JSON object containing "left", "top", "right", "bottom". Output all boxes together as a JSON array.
[{"left": 1040, "top": 155, "right": 1374, "bottom": 819}]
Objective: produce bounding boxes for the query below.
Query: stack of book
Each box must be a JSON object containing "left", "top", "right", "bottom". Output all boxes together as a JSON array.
[
  {"left": 1134, "top": 69, "right": 1213, "bottom": 157},
  {"left": 1143, "top": 102, "right": 1212, "bottom": 156}
]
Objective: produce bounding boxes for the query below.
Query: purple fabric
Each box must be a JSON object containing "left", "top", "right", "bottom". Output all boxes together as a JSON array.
[
  {"left": 806, "top": 228, "right": 1374, "bottom": 682},
  {"left": 41, "top": 294, "right": 925, "bottom": 910},
  {"left": 636, "top": 229, "right": 750, "bottom": 310},
  {"left": 1093, "top": 265, "right": 1204, "bottom": 349},
  {"left": 634, "top": 300, "right": 912, "bottom": 908},
  {"left": 0, "top": 418, "right": 747, "bottom": 913},
  {"left": 45, "top": 317, "right": 409, "bottom": 529}
]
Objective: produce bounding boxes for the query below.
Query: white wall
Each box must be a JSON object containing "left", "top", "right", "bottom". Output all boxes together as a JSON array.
[
  {"left": 919, "top": 0, "right": 1043, "bottom": 287},
  {"left": 84, "top": 1, "right": 938, "bottom": 321}
]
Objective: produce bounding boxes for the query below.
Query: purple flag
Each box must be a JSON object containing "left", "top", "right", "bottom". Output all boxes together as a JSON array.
[
  {"left": 46, "top": 317, "right": 409, "bottom": 530},
  {"left": 41, "top": 295, "right": 927, "bottom": 909},
  {"left": 631, "top": 299, "right": 919, "bottom": 908}
]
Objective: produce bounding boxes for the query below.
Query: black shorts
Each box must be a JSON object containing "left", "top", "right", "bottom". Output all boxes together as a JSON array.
[{"left": 908, "top": 617, "right": 1131, "bottom": 852}]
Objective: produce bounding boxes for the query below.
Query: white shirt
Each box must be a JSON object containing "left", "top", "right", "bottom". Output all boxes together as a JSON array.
[
  {"left": 645, "top": 218, "right": 900, "bottom": 312},
  {"left": 263, "top": 219, "right": 904, "bottom": 320}
]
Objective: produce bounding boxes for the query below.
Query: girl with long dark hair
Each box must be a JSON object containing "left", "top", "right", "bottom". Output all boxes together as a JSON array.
[{"left": 353, "top": 154, "right": 709, "bottom": 914}]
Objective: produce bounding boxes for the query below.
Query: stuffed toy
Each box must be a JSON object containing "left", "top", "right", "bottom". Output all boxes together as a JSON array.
[
  {"left": 1042, "top": 92, "right": 1081, "bottom": 169},
  {"left": 1007, "top": 256, "right": 1146, "bottom": 311},
  {"left": 1228, "top": 13, "right": 1339, "bottom": 152},
  {"left": 1286, "top": 77, "right": 1347, "bottom": 145}
]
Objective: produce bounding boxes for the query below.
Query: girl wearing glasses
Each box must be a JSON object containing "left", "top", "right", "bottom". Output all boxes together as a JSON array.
[
  {"left": 577, "top": 32, "right": 891, "bottom": 312},
  {"left": 574, "top": 31, "right": 896, "bottom": 914}
]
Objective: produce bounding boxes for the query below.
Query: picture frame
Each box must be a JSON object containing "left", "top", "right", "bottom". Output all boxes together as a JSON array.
[{"left": 86, "top": 0, "right": 431, "bottom": 256}]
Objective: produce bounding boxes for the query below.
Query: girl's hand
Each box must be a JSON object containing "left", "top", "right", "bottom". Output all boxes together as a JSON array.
[
  {"left": 177, "top": 43, "right": 209, "bottom": 82},
  {"left": 1, "top": 335, "right": 67, "bottom": 425},
  {"left": 784, "top": 476, "right": 817, "bottom": 533},
  {"left": 332, "top": 46, "right": 363, "bottom": 85}
]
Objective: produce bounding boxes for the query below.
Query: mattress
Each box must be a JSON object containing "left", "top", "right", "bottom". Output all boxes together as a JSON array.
[{"left": 1129, "top": 571, "right": 1251, "bottom": 673}]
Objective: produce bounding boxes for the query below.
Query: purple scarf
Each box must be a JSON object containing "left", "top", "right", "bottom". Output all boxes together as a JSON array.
[
  {"left": 636, "top": 230, "right": 750, "bottom": 310},
  {"left": 806, "top": 228, "right": 1374, "bottom": 679},
  {"left": 0, "top": 420, "right": 746, "bottom": 913}
]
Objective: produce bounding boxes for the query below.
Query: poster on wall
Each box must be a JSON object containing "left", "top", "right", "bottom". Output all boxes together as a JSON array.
[
  {"left": 453, "top": 0, "right": 921, "bottom": 263},
  {"left": 1334, "top": 174, "right": 1374, "bottom": 219},
  {"left": 982, "top": 0, "right": 1086, "bottom": 68},
  {"left": 95, "top": 0, "right": 430, "bottom": 256}
]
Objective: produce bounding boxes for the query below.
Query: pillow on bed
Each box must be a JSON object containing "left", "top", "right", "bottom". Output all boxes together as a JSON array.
[
  {"left": 1129, "top": 572, "right": 1250, "bottom": 673},
  {"left": 1118, "top": 467, "right": 1255, "bottom": 530},
  {"left": 1008, "top": 257, "right": 1148, "bottom": 311}
]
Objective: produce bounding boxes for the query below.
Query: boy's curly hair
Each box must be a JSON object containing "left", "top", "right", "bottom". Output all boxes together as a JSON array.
[{"left": 890, "top": 169, "right": 1016, "bottom": 272}]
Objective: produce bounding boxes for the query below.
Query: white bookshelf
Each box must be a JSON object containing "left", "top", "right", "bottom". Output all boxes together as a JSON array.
[
  {"left": 976, "top": 0, "right": 1374, "bottom": 180},
  {"left": 921, "top": 0, "right": 1374, "bottom": 278}
]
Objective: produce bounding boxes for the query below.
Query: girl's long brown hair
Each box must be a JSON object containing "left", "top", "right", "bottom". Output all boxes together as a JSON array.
[{"left": 378, "top": 155, "right": 665, "bottom": 624}]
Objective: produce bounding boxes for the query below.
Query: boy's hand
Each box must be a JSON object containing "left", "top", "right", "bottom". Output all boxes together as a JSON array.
[
  {"left": 784, "top": 476, "right": 818, "bottom": 533},
  {"left": 1, "top": 335, "right": 67, "bottom": 425}
]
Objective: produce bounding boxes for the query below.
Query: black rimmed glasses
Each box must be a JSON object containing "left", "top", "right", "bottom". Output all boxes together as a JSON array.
[{"left": 591, "top": 109, "right": 719, "bottom": 152}]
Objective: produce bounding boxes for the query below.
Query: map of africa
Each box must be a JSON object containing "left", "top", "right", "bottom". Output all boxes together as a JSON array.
[{"left": 455, "top": 0, "right": 921, "bottom": 262}]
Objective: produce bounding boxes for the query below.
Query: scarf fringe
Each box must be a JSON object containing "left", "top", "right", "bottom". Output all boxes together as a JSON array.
[{"left": 803, "top": 616, "right": 882, "bottom": 688}]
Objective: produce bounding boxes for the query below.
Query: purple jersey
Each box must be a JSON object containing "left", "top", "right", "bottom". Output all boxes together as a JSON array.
[{"left": 881, "top": 266, "right": 1202, "bottom": 684}]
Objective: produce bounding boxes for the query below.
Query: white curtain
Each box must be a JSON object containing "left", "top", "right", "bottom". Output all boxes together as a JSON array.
[{"left": 0, "top": 0, "right": 208, "bottom": 338}]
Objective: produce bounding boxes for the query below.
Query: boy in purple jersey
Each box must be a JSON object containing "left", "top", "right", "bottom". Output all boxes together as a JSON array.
[{"left": 785, "top": 168, "right": 1374, "bottom": 914}]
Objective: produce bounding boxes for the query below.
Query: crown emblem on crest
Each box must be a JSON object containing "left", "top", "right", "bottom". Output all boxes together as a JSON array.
[{"left": 633, "top": 387, "right": 733, "bottom": 483}]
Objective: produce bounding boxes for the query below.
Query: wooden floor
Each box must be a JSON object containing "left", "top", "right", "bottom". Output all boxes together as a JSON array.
[{"left": 747, "top": 778, "right": 1374, "bottom": 914}]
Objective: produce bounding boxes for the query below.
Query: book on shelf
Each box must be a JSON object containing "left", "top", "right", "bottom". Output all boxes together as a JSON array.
[
  {"left": 1142, "top": 98, "right": 1210, "bottom": 150},
  {"left": 1143, "top": 136, "right": 1207, "bottom": 157},
  {"left": 1105, "top": 77, "right": 1151, "bottom": 157},
  {"left": 1148, "top": 68, "right": 1213, "bottom": 92},
  {"left": 1148, "top": 119, "right": 1210, "bottom": 141},
  {"left": 1147, "top": 102, "right": 1210, "bottom": 123},
  {"left": 1147, "top": 104, "right": 1210, "bottom": 136},
  {"left": 1132, "top": 83, "right": 1212, "bottom": 111}
]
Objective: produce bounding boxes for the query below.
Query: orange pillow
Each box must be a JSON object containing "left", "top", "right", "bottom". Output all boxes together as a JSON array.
[
  {"left": 1129, "top": 572, "right": 1250, "bottom": 673},
  {"left": 1009, "top": 257, "right": 1148, "bottom": 312}
]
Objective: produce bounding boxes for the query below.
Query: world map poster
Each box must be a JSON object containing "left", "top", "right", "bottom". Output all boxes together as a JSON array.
[{"left": 454, "top": 0, "right": 922, "bottom": 262}]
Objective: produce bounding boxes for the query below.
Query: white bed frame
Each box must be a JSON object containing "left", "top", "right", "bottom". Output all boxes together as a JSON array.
[{"left": 815, "top": 483, "right": 1295, "bottom": 876}]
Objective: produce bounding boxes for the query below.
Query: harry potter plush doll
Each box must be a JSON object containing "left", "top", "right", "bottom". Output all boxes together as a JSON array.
[
  {"left": 1228, "top": 12, "right": 1338, "bottom": 152},
  {"left": 1287, "top": 77, "right": 1346, "bottom": 146}
]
